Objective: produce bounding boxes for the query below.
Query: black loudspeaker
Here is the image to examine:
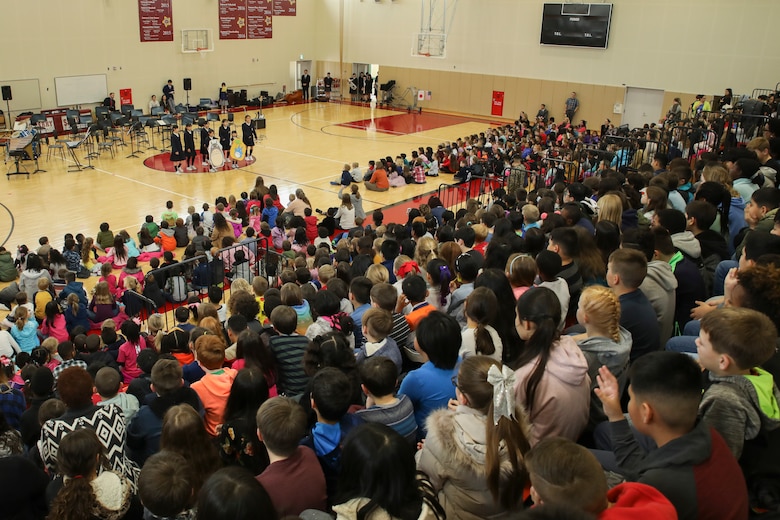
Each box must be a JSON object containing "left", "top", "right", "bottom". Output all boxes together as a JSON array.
[
  {"left": 183, "top": 78, "right": 192, "bottom": 91},
  {"left": 1, "top": 86, "right": 11, "bottom": 101}
]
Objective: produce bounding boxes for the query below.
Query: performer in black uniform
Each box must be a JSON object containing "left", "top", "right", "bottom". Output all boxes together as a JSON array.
[
  {"left": 348, "top": 73, "right": 358, "bottom": 102},
  {"left": 199, "top": 120, "right": 210, "bottom": 167},
  {"left": 301, "top": 69, "right": 311, "bottom": 101},
  {"left": 169, "top": 125, "right": 184, "bottom": 174},
  {"left": 242, "top": 115, "right": 257, "bottom": 162},
  {"left": 218, "top": 119, "right": 231, "bottom": 168},
  {"left": 183, "top": 122, "right": 196, "bottom": 171},
  {"left": 324, "top": 73, "right": 333, "bottom": 100}
]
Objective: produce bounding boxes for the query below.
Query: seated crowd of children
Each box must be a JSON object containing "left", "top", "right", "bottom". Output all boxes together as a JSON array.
[{"left": 1, "top": 115, "right": 780, "bottom": 520}]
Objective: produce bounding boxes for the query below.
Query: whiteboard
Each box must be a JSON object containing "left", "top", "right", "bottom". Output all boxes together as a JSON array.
[
  {"left": 0, "top": 79, "right": 42, "bottom": 112},
  {"left": 55, "top": 74, "right": 108, "bottom": 106}
]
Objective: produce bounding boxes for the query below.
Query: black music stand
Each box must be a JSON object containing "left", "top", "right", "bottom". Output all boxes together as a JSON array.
[
  {"left": 126, "top": 121, "right": 143, "bottom": 158},
  {"left": 7, "top": 144, "right": 30, "bottom": 178},
  {"left": 66, "top": 127, "right": 93, "bottom": 172}
]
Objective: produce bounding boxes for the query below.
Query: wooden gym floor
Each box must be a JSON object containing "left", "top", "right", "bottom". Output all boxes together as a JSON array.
[{"left": 1, "top": 102, "right": 499, "bottom": 254}]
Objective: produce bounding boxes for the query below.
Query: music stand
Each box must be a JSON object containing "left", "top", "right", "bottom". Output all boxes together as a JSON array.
[
  {"left": 66, "top": 127, "right": 93, "bottom": 171},
  {"left": 126, "top": 121, "right": 143, "bottom": 158}
]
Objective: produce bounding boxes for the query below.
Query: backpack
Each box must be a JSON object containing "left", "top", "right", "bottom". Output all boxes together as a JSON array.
[{"left": 697, "top": 254, "right": 720, "bottom": 299}]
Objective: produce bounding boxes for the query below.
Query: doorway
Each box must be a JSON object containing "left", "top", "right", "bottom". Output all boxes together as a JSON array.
[{"left": 622, "top": 87, "right": 665, "bottom": 129}]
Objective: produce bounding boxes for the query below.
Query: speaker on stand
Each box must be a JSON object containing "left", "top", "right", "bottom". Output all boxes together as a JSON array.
[
  {"left": 183, "top": 78, "right": 192, "bottom": 110},
  {"left": 1, "top": 86, "right": 11, "bottom": 130}
]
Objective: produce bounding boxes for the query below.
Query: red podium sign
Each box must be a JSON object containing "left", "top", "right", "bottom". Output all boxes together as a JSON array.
[
  {"left": 120, "top": 89, "right": 133, "bottom": 106},
  {"left": 491, "top": 91, "right": 504, "bottom": 117}
]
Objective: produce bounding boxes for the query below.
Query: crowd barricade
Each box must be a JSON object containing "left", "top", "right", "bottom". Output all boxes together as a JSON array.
[
  {"left": 125, "top": 236, "right": 275, "bottom": 330},
  {"left": 721, "top": 113, "right": 769, "bottom": 148},
  {"left": 436, "top": 176, "right": 504, "bottom": 214}
]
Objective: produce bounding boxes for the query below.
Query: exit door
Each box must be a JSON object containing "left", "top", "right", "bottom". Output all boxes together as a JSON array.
[{"left": 622, "top": 87, "right": 665, "bottom": 129}]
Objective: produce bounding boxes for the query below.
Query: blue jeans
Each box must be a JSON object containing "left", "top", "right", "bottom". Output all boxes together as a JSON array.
[
  {"left": 665, "top": 320, "right": 700, "bottom": 354},
  {"left": 712, "top": 260, "right": 738, "bottom": 297}
]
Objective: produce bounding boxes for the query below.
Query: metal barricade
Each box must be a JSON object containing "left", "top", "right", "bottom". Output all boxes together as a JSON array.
[
  {"left": 436, "top": 176, "right": 505, "bottom": 214},
  {"left": 130, "top": 236, "right": 274, "bottom": 330},
  {"left": 721, "top": 113, "right": 768, "bottom": 148}
]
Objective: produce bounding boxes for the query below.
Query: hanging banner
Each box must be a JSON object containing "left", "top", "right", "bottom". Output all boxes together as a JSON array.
[
  {"left": 248, "top": 0, "right": 273, "bottom": 39},
  {"left": 491, "top": 90, "right": 504, "bottom": 117},
  {"left": 221, "top": 0, "right": 273, "bottom": 39},
  {"left": 139, "top": 0, "right": 173, "bottom": 42},
  {"left": 219, "top": 0, "right": 248, "bottom": 40},
  {"left": 273, "top": 0, "right": 296, "bottom": 16}
]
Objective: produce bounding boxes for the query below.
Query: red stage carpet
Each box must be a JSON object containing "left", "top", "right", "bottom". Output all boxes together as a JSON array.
[{"left": 143, "top": 152, "right": 252, "bottom": 173}]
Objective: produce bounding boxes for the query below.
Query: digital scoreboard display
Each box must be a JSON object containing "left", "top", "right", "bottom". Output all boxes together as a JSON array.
[{"left": 540, "top": 3, "right": 613, "bottom": 49}]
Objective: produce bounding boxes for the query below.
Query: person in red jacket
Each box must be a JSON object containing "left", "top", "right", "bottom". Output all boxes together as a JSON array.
[{"left": 303, "top": 207, "right": 318, "bottom": 242}]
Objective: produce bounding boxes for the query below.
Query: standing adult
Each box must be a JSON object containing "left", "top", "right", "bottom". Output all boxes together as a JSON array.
[
  {"left": 242, "top": 115, "right": 257, "bottom": 163},
  {"left": 564, "top": 91, "right": 579, "bottom": 122},
  {"left": 536, "top": 104, "right": 549, "bottom": 124},
  {"left": 300, "top": 69, "right": 311, "bottom": 101},
  {"left": 324, "top": 72, "right": 333, "bottom": 101},
  {"left": 163, "top": 79, "right": 175, "bottom": 113},
  {"left": 103, "top": 92, "right": 116, "bottom": 111},
  {"left": 358, "top": 73, "right": 365, "bottom": 103}
]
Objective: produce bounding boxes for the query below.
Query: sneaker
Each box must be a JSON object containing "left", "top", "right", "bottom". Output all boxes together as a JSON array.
[
  {"left": 187, "top": 166, "right": 196, "bottom": 171},
  {"left": 315, "top": 208, "right": 324, "bottom": 215},
  {"left": 202, "top": 161, "right": 209, "bottom": 166},
  {"left": 247, "top": 155, "right": 254, "bottom": 161},
  {"left": 175, "top": 168, "right": 182, "bottom": 175},
  {"left": 232, "top": 163, "right": 238, "bottom": 169},
  {"left": 329, "top": 181, "right": 340, "bottom": 185},
  {"left": 209, "top": 168, "right": 217, "bottom": 172}
]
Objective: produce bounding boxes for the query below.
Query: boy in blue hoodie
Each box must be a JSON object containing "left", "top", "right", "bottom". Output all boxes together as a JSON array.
[{"left": 301, "top": 367, "right": 363, "bottom": 504}]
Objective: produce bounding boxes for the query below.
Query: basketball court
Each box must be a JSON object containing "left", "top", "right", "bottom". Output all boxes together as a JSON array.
[{"left": 1, "top": 102, "right": 499, "bottom": 250}]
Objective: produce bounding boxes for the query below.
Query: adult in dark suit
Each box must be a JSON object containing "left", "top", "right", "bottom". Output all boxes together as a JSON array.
[
  {"left": 301, "top": 70, "right": 311, "bottom": 101},
  {"left": 103, "top": 92, "right": 116, "bottom": 111}
]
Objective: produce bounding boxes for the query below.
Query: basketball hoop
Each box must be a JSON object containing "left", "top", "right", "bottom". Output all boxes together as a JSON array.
[{"left": 197, "top": 48, "right": 206, "bottom": 58}]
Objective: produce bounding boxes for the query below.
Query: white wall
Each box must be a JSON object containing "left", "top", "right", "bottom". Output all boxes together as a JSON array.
[
  {"left": 0, "top": 0, "right": 321, "bottom": 110},
  {"left": 2, "top": 0, "right": 778, "bottom": 114},
  {"left": 339, "top": 0, "right": 780, "bottom": 96}
]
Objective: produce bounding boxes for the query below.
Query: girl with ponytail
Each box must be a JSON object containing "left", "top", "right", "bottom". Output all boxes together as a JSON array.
[
  {"left": 459, "top": 287, "right": 503, "bottom": 361},
  {"left": 417, "top": 356, "right": 531, "bottom": 518},
  {"left": 571, "top": 285, "right": 632, "bottom": 428},
  {"left": 513, "top": 287, "right": 590, "bottom": 445},
  {"left": 47, "top": 428, "right": 133, "bottom": 520},
  {"left": 425, "top": 258, "right": 452, "bottom": 310}
]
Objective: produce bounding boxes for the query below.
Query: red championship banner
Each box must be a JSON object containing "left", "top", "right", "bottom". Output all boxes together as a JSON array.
[
  {"left": 138, "top": 0, "right": 173, "bottom": 42},
  {"left": 491, "top": 90, "right": 504, "bottom": 117},
  {"left": 248, "top": 0, "right": 273, "bottom": 39},
  {"left": 273, "top": 0, "right": 296, "bottom": 16},
  {"left": 219, "top": 0, "right": 248, "bottom": 40}
]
